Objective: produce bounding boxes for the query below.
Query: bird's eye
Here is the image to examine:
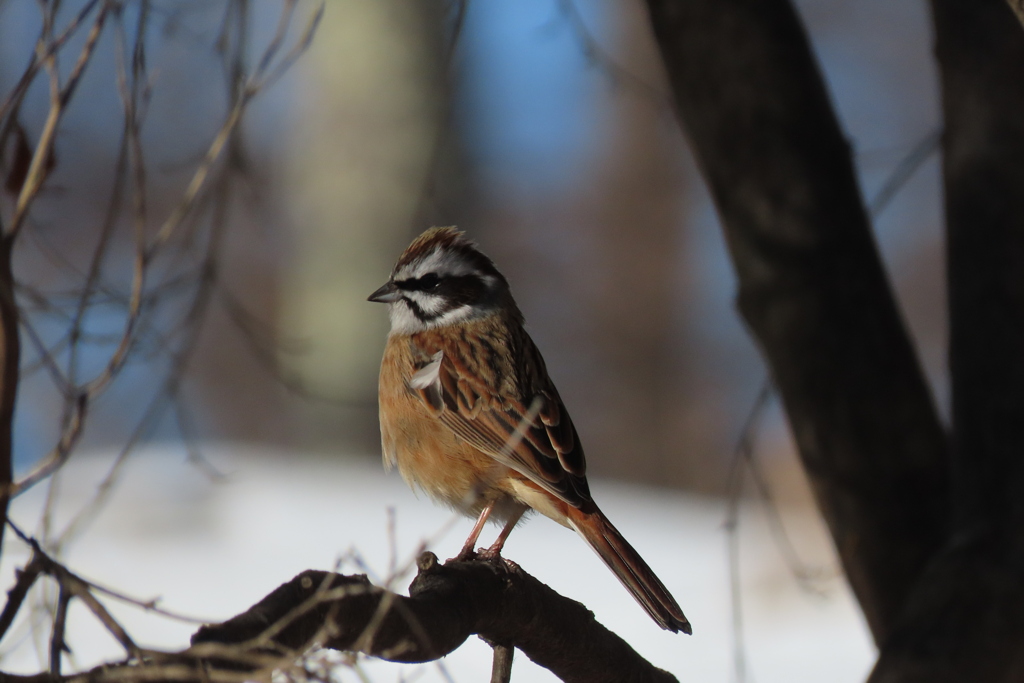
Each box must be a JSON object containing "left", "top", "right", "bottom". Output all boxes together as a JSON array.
[{"left": 420, "top": 273, "right": 440, "bottom": 290}]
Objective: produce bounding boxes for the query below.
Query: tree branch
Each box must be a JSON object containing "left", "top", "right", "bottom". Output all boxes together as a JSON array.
[
  {"left": 0, "top": 542, "right": 675, "bottom": 682},
  {"left": 933, "top": 0, "right": 1024, "bottom": 566},
  {"left": 642, "top": 0, "right": 950, "bottom": 644},
  {"left": 192, "top": 553, "right": 678, "bottom": 683},
  {"left": 866, "top": 1, "right": 1024, "bottom": 679},
  {"left": 0, "top": 234, "right": 19, "bottom": 559}
]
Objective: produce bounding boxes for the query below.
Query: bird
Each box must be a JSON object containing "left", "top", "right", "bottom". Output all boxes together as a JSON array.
[{"left": 368, "top": 226, "right": 691, "bottom": 634}]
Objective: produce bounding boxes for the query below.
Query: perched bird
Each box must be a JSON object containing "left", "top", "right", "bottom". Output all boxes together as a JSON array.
[{"left": 369, "top": 226, "right": 691, "bottom": 634}]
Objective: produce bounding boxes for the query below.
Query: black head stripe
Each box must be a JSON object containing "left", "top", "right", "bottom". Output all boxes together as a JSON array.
[
  {"left": 438, "top": 274, "right": 490, "bottom": 307},
  {"left": 401, "top": 295, "right": 432, "bottom": 322},
  {"left": 397, "top": 273, "right": 441, "bottom": 293},
  {"left": 397, "top": 273, "right": 493, "bottom": 316}
]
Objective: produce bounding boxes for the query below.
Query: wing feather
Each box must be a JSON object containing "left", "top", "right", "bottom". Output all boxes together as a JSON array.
[{"left": 407, "top": 330, "right": 590, "bottom": 507}]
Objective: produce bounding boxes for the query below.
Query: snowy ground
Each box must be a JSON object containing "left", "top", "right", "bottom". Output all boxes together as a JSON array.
[{"left": 0, "top": 444, "right": 875, "bottom": 682}]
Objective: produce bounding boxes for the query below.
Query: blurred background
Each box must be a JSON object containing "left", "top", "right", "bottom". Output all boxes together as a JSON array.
[
  {"left": 0, "top": 0, "right": 945, "bottom": 678},
  {"left": 1, "top": 0, "right": 946, "bottom": 497}
]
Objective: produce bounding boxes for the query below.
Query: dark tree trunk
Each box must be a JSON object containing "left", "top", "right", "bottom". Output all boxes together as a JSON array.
[
  {"left": 864, "top": 1, "right": 1024, "bottom": 680},
  {"left": 642, "top": 0, "right": 950, "bottom": 646},
  {"left": 1006, "top": 0, "right": 1024, "bottom": 27},
  {"left": 934, "top": 0, "right": 1024, "bottom": 564}
]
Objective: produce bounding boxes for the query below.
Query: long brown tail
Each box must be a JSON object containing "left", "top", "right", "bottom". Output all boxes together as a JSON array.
[{"left": 567, "top": 505, "right": 691, "bottom": 634}]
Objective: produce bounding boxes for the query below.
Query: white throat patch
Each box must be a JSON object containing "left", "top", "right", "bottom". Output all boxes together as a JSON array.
[{"left": 387, "top": 299, "right": 477, "bottom": 335}]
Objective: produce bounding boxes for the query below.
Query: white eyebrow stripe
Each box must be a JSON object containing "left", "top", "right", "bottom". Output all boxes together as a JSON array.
[{"left": 399, "top": 247, "right": 479, "bottom": 281}]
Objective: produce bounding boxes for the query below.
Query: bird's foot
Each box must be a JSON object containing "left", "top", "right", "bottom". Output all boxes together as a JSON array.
[
  {"left": 475, "top": 544, "right": 519, "bottom": 571},
  {"left": 452, "top": 543, "right": 478, "bottom": 562},
  {"left": 450, "top": 544, "right": 517, "bottom": 571},
  {"left": 474, "top": 544, "right": 503, "bottom": 561}
]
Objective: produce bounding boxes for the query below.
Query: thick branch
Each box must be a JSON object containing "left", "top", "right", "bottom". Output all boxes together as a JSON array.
[
  {"left": 866, "top": 2, "right": 1024, "bottom": 680},
  {"left": 933, "top": 0, "right": 1024, "bottom": 563},
  {"left": 643, "top": 0, "right": 949, "bottom": 644},
  {"left": 192, "top": 553, "right": 678, "bottom": 683}
]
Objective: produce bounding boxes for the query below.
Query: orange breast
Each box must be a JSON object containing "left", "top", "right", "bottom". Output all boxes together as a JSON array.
[{"left": 378, "top": 334, "right": 514, "bottom": 517}]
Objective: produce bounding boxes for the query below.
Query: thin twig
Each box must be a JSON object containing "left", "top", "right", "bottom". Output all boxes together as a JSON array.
[
  {"left": 48, "top": 585, "right": 70, "bottom": 676},
  {"left": 9, "top": 2, "right": 111, "bottom": 239},
  {"left": 0, "top": 551, "right": 45, "bottom": 643},
  {"left": 0, "top": 0, "right": 103, "bottom": 126},
  {"left": 556, "top": 0, "right": 671, "bottom": 107},
  {"left": 724, "top": 384, "right": 771, "bottom": 683},
  {"left": 868, "top": 129, "right": 941, "bottom": 216},
  {"left": 0, "top": 3, "right": 323, "bottom": 679}
]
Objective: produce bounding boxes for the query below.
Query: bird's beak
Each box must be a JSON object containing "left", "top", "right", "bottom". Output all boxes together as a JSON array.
[{"left": 368, "top": 281, "right": 401, "bottom": 303}]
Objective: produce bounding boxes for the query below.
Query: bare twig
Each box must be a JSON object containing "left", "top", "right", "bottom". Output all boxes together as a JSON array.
[
  {"left": 868, "top": 129, "right": 941, "bottom": 216},
  {"left": 556, "top": 0, "right": 671, "bottom": 107},
  {"left": 9, "top": 0, "right": 320, "bottom": 507},
  {"left": 0, "top": 552, "right": 45, "bottom": 642},
  {"left": 0, "top": 0, "right": 103, "bottom": 128},
  {"left": 2, "top": 525, "right": 141, "bottom": 661},
  {"left": 48, "top": 586, "right": 70, "bottom": 676},
  {"left": 0, "top": 3, "right": 323, "bottom": 676},
  {"left": 445, "top": 0, "right": 470, "bottom": 63},
  {"left": 8, "top": 2, "right": 112, "bottom": 239},
  {"left": 66, "top": 577, "right": 141, "bottom": 659},
  {"left": 0, "top": 235, "right": 20, "bottom": 555}
]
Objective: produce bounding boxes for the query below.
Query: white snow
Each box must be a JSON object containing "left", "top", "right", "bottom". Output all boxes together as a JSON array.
[{"left": 0, "top": 444, "right": 875, "bottom": 682}]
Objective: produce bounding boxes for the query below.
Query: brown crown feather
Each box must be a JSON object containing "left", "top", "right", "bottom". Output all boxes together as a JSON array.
[{"left": 394, "top": 227, "right": 504, "bottom": 284}]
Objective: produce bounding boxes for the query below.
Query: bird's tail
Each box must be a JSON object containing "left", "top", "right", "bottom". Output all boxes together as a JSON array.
[{"left": 567, "top": 505, "right": 691, "bottom": 634}]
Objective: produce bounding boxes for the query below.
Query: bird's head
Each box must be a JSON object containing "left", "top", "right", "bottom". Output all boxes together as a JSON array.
[{"left": 368, "top": 227, "right": 517, "bottom": 335}]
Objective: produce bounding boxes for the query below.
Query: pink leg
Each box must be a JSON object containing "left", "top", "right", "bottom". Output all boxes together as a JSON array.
[
  {"left": 479, "top": 507, "right": 525, "bottom": 559},
  {"left": 458, "top": 501, "right": 495, "bottom": 559}
]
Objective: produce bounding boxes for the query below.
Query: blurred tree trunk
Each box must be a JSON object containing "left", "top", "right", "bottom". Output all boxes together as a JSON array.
[
  {"left": 274, "top": 0, "right": 450, "bottom": 451},
  {"left": 644, "top": 0, "right": 1024, "bottom": 679},
  {"left": 866, "top": 1, "right": 1024, "bottom": 679},
  {"left": 644, "top": 0, "right": 950, "bottom": 645},
  {"left": 572, "top": 2, "right": 707, "bottom": 488}
]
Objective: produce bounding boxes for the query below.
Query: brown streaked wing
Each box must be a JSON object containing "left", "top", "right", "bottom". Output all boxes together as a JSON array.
[
  {"left": 537, "top": 392, "right": 584, "bottom": 477},
  {"left": 409, "top": 336, "right": 590, "bottom": 508}
]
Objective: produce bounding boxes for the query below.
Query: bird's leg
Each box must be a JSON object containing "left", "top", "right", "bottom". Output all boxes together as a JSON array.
[
  {"left": 478, "top": 507, "right": 525, "bottom": 560},
  {"left": 457, "top": 502, "right": 495, "bottom": 560}
]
